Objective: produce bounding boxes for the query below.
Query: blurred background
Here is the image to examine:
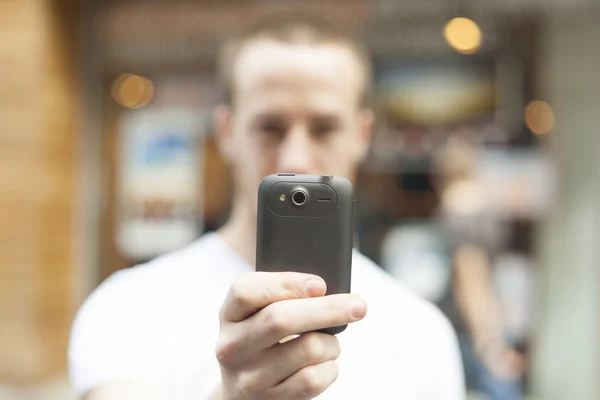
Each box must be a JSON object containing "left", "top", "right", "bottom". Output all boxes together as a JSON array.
[{"left": 1, "top": 0, "right": 599, "bottom": 399}]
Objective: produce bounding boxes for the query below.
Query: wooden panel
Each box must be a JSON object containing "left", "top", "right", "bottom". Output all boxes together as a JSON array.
[
  {"left": 0, "top": 0, "right": 79, "bottom": 384},
  {"left": 99, "top": 99, "right": 129, "bottom": 279},
  {"left": 202, "top": 137, "right": 230, "bottom": 224}
]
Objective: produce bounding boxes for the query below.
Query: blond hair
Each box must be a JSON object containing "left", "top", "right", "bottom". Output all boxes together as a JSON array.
[{"left": 217, "top": 16, "right": 372, "bottom": 107}]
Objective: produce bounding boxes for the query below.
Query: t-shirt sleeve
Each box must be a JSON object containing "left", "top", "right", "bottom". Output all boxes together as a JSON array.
[
  {"left": 68, "top": 270, "right": 168, "bottom": 399},
  {"left": 426, "top": 308, "right": 466, "bottom": 400}
]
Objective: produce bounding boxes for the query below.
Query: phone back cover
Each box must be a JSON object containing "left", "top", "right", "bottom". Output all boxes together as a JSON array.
[{"left": 256, "top": 174, "right": 354, "bottom": 316}]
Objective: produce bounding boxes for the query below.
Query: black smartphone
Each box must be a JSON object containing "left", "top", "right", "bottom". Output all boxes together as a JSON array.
[{"left": 256, "top": 173, "right": 354, "bottom": 335}]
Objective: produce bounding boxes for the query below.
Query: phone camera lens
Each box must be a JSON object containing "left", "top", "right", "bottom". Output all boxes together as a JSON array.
[{"left": 292, "top": 190, "right": 307, "bottom": 206}]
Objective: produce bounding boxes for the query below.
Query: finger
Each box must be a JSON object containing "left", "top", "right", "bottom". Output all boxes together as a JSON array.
[
  {"left": 259, "top": 332, "right": 341, "bottom": 387},
  {"left": 243, "top": 294, "right": 367, "bottom": 350},
  {"left": 268, "top": 360, "right": 339, "bottom": 400},
  {"left": 220, "top": 272, "right": 326, "bottom": 323}
]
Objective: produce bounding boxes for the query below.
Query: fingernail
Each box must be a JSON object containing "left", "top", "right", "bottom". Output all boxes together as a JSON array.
[
  {"left": 305, "top": 278, "right": 324, "bottom": 296},
  {"left": 350, "top": 297, "right": 367, "bottom": 320}
]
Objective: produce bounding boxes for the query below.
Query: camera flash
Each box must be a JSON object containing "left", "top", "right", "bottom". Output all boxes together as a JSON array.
[{"left": 279, "top": 194, "right": 286, "bottom": 202}]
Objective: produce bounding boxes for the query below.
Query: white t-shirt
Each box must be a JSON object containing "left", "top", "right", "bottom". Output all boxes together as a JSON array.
[{"left": 69, "top": 233, "right": 465, "bottom": 399}]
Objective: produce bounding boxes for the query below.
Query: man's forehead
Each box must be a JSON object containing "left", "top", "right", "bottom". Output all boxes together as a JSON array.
[{"left": 232, "top": 39, "right": 364, "bottom": 102}]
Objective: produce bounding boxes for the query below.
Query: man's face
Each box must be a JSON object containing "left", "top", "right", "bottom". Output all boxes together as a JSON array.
[{"left": 217, "top": 39, "right": 373, "bottom": 209}]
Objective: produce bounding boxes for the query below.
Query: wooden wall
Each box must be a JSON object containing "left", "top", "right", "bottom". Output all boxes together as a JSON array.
[{"left": 0, "top": 0, "right": 79, "bottom": 383}]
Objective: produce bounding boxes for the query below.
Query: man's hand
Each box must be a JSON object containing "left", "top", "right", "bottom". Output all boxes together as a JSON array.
[{"left": 215, "top": 272, "right": 367, "bottom": 400}]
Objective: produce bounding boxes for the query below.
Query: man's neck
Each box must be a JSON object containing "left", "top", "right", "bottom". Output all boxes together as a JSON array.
[{"left": 217, "top": 200, "right": 257, "bottom": 267}]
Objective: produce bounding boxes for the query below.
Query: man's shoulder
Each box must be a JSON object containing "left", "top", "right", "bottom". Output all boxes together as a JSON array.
[
  {"left": 108, "top": 232, "right": 235, "bottom": 284},
  {"left": 69, "top": 234, "right": 235, "bottom": 397},
  {"left": 349, "top": 253, "right": 465, "bottom": 398},
  {"left": 75, "top": 233, "right": 236, "bottom": 324},
  {"left": 351, "top": 251, "right": 455, "bottom": 339}
]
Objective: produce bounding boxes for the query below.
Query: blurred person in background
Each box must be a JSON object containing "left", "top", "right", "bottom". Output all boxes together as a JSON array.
[
  {"left": 434, "top": 136, "right": 526, "bottom": 400},
  {"left": 69, "top": 17, "right": 464, "bottom": 400}
]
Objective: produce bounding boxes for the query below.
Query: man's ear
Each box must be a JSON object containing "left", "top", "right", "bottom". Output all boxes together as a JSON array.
[
  {"left": 213, "top": 104, "right": 235, "bottom": 164},
  {"left": 356, "top": 109, "right": 375, "bottom": 162}
]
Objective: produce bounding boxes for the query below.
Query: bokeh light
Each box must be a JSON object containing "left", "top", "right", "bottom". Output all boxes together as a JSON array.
[
  {"left": 525, "top": 100, "right": 555, "bottom": 135},
  {"left": 444, "top": 17, "right": 483, "bottom": 55},
  {"left": 111, "top": 73, "right": 154, "bottom": 109}
]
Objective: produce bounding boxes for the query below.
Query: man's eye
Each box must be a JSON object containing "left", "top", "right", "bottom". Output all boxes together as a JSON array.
[
  {"left": 259, "top": 123, "right": 286, "bottom": 137},
  {"left": 312, "top": 123, "right": 339, "bottom": 137}
]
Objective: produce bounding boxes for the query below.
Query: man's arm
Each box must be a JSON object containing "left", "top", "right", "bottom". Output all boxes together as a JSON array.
[
  {"left": 454, "top": 244, "right": 505, "bottom": 350},
  {"left": 453, "top": 244, "right": 525, "bottom": 380}
]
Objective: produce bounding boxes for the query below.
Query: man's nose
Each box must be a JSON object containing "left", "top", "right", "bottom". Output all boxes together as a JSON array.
[{"left": 276, "top": 127, "right": 314, "bottom": 174}]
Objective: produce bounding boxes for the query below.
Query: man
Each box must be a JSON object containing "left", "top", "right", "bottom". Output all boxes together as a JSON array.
[{"left": 69, "top": 18, "right": 465, "bottom": 400}]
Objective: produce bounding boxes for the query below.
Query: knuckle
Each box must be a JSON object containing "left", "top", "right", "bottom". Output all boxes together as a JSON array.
[
  {"left": 263, "top": 305, "right": 288, "bottom": 335},
  {"left": 215, "top": 337, "right": 238, "bottom": 367},
  {"left": 302, "top": 334, "right": 326, "bottom": 361},
  {"left": 299, "top": 367, "right": 325, "bottom": 395},
  {"left": 300, "top": 362, "right": 338, "bottom": 396},
  {"left": 229, "top": 280, "right": 252, "bottom": 307},
  {"left": 331, "top": 361, "right": 340, "bottom": 380},
  {"left": 330, "top": 337, "right": 341, "bottom": 359},
  {"left": 218, "top": 305, "right": 228, "bottom": 322}
]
